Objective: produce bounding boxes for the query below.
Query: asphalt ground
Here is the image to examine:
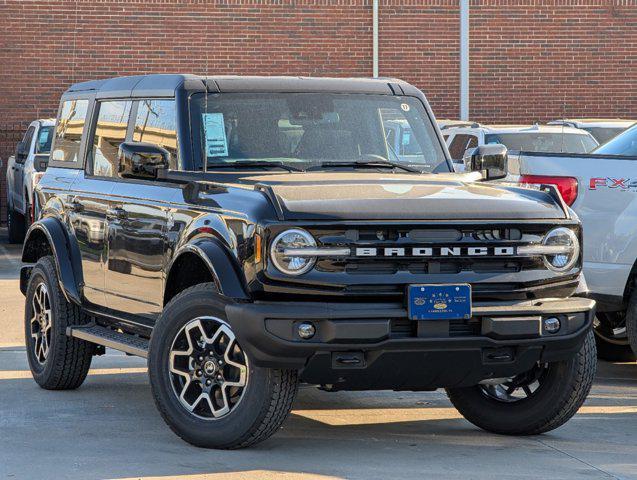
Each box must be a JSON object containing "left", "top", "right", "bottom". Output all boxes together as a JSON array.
[{"left": 0, "top": 229, "right": 636, "bottom": 480}]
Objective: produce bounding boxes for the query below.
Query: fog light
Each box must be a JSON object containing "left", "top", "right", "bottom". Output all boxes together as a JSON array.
[
  {"left": 544, "top": 317, "right": 561, "bottom": 334},
  {"left": 298, "top": 322, "right": 316, "bottom": 339}
]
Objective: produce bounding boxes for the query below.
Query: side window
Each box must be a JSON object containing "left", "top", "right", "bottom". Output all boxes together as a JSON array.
[
  {"left": 19, "top": 127, "right": 36, "bottom": 161},
  {"left": 133, "top": 99, "right": 179, "bottom": 168},
  {"left": 35, "top": 126, "right": 54, "bottom": 154},
  {"left": 89, "top": 100, "right": 132, "bottom": 178},
  {"left": 448, "top": 134, "right": 478, "bottom": 161},
  {"left": 51, "top": 99, "right": 89, "bottom": 164}
]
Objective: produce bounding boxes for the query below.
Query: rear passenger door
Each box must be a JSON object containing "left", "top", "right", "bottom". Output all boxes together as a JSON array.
[
  {"left": 13, "top": 126, "right": 35, "bottom": 213},
  {"left": 102, "top": 99, "right": 180, "bottom": 321}
]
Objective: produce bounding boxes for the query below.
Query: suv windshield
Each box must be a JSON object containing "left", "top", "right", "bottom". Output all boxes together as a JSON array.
[
  {"left": 35, "top": 125, "right": 54, "bottom": 154},
  {"left": 189, "top": 93, "right": 449, "bottom": 173},
  {"left": 485, "top": 132, "right": 597, "bottom": 153}
]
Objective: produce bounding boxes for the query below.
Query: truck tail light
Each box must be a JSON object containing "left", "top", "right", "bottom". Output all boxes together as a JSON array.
[{"left": 519, "top": 175, "right": 578, "bottom": 206}]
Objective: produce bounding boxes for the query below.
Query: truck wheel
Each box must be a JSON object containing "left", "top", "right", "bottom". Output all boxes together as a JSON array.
[
  {"left": 625, "top": 290, "right": 637, "bottom": 357},
  {"left": 148, "top": 283, "right": 299, "bottom": 449},
  {"left": 25, "top": 256, "right": 94, "bottom": 389},
  {"left": 446, "top": 330, "right": 596, "bottom": 435},
  {"left": 594, "top": 313, "right": 635, "bottom": 362},
  {"left": 7, "top": 203, "right": 25, "bottom": 244}
]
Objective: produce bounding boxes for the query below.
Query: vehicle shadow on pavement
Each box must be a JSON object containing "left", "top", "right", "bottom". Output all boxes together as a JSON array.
[{"left": 0, "top": 357, "right": 636, "bottom": 480}]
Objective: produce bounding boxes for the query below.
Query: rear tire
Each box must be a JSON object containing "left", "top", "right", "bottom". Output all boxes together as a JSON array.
[
  {"left": 148, "top": 283, "right": 299, "bottom": 449},
  {"left": 594, "top": 313, "right": 635, "bottom": 362},
  {"left": 625, "top": 290, "right": 637, "bottom": 358},
  {"left": 7, "top": 203, "right": 25, "bottom": 244},
  {"left": 25, "top": 256, "right": 94, "bottom": 389},
  {"left": 446, "top": 330, "right": 596, "bottom": 435}
]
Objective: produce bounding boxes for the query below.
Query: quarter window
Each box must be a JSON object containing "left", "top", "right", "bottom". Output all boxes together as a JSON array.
[
  {"left": 51, "top": 99, "right": 89, "bottom": 164},
  {"left": 89, "top": 101, "right": 132, "bottom": 178},
  {"left": 133, "top": 100, "right": 178, "bottom": 168}
]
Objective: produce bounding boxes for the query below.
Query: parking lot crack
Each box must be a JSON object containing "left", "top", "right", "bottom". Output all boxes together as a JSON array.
[{"left": 535, "top": 438, "right": 619, "bottom": 479}]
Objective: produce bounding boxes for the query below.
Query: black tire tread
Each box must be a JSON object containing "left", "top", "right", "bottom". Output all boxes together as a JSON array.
[
  {"left": 150, "top": 283, "right": 299, "bottom": 449},
  {"left": 27, "top": 256, "right": 93, "bottom": 390},
  {"left": 625, "top": 289, "right": 637, "bottom": 358},
  {"left": 447, "top": 330, "right": 596, "bottom": 435}
]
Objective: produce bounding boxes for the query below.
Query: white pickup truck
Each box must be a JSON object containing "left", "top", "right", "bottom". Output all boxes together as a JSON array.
[
  {"left": 5, "top": 119, "right": 54, "bottom": 243},
  {"left": 511, "top": 124, "right": 637, "bottom": 361}
]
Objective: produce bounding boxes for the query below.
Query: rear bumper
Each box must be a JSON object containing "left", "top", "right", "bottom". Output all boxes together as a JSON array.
[{"left": 225, "top": 297, "right": 595, "bottom": 390}]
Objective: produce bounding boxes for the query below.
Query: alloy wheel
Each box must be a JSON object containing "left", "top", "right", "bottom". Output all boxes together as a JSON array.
[
  {"left": 479, "top": 362, "right": 549, "bottom": 403},
  {"left": 168, "top": 317, "right": 248, "bottom": 420},
  {"left": 30, "top": 282, "right": 52, "bottom": 364}
]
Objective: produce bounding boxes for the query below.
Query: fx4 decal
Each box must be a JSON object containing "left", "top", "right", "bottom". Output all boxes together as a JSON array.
[{"left": 589, "top": 177, "right": 637, "bottom": 190}]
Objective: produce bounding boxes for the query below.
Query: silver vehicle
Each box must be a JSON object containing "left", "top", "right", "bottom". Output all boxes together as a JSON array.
[
  {"left": 548, "top": 119, "right": 635, "bottom": 144},
  {"left": 6, "top": 119, "right": 55, "bottom": 243},
  {"left": 444, "top": 124, "right": 598, "bottom": 172},
  {"left": 512, "top": 124, "right": 637, "bottom": 361}
]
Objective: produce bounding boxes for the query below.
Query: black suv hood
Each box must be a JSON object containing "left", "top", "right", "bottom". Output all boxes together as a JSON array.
[{"left": 224, "top": 172, "right": 566, "bottom": 221}]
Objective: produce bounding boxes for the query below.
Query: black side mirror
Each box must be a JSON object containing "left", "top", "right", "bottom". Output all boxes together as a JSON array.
[
  {"left": 15, "top": 141, "right": 28, "bottom": 162},
  {"left": 464, "top": 144, "right": 508, "bottom": 180},
  {"left": 118, "top": 141, "right": 170, "bottom": 179}
]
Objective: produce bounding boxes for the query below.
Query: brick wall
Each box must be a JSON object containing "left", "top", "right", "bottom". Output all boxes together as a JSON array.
[{"left": 1, "top": 0, "right": 637, "bottom": 223}]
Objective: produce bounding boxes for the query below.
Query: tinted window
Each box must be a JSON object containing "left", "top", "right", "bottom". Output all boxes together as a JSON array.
[
  {"left": 35, "top": 126, "right": 54, "bottom": 154},
  {"left": 133, "top": 99, "right": 178, "bottom": 168},
  {"left": 593, "top": 124, "right": 637, "bottom": 156},
  {"left": 20, "top": 126, "right": 36, "bottom": 159},
  {"left": 484, "top": 132, "right": 597, "bottom": 153},
  {"left": 51, "top": 100, "right": 89, "bottom": 164},
  {"left": 448, "top": 134, "right": 478, "bottom": 161},
  {"left": 190, "top": 93, "right": 449, "bottom": 173},
  {"left": 584, "top": 127, "right": 628, "bottom": 145},
  {"left": 89, "top": 101, "right": 132, "bottom": 177}
]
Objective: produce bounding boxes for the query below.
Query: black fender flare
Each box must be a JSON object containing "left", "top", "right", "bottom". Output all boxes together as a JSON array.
[
  {"left": 167, "top": 237, "right": 250, "bottom": 301},
  {"left": 21, "top": 217, "right": 84, "bottom": 304}
]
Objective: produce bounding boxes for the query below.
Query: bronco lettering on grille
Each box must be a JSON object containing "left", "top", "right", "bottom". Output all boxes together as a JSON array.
[{"left": 354, "top": 246, "right": 516, "bottom": 257}]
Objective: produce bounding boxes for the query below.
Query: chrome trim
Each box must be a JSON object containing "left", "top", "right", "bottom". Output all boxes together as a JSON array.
[
  {"left": 516, "top": 245, "right": 574, "bottom": 255},
  {"left": 282, "top": 247, "right": 351, "bottom": 257}
]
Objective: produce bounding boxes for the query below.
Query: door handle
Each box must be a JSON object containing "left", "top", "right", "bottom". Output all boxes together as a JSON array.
[{"left": 106, "top": 207, "right": 128, "bottom": 220}]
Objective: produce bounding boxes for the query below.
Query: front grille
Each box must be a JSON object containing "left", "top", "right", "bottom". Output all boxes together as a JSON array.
[{"left": 311, "top": 224, "right": 549, "bottom": 276}]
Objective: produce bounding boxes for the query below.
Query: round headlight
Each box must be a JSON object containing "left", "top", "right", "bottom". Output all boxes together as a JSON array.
[
  {"left": 270, "top": 229, "right": 317, "bottom": 276},
  {"left": 542, "top": 227, "right": 579, "bottom": 271}
]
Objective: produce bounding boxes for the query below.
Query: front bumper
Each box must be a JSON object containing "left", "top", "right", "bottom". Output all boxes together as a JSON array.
[{"left": 225, "top": 297, "right": 595, "bottom": 391}]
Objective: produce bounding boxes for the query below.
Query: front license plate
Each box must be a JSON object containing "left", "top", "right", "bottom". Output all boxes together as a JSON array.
[{"left": 407, "top": 284, "right": 472, "bottom": 321}]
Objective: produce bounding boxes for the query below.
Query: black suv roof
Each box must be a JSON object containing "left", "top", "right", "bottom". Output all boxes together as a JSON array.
[{"left": 65, "top": 74, "right": 417, "bottom": 99}]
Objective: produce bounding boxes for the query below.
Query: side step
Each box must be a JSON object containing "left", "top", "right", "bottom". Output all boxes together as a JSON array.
[{"left": 67, "top": 324, "right": 149, "bottom": 358}]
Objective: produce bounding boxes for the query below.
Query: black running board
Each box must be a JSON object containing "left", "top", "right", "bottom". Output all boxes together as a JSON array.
[{"left": 67, "top": 324, "right": 149, "bottom": 358}]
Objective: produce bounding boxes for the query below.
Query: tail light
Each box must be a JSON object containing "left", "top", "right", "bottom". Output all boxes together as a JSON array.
[{"left": 519, "top": 175, "right": 578, "bottom": 206}]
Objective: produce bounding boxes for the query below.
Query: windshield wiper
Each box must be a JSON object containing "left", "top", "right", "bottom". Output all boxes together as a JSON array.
[
  {"left": 206, "top": 161, "right": 304, "bottom": 172},
  {"left": 307, "top": 157, "right": 422, "bottom": 173}
]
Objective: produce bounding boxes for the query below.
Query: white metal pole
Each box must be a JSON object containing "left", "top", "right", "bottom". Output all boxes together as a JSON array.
[
  {"left": 459, "top": 0, "right": 469, "bottom": 120},
  {"left": 373, "top": 0, "right": 379, "bottom": 77}
]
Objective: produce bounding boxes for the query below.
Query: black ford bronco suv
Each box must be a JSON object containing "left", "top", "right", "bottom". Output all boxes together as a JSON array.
[{"left": 21, "top": 74, "right": 596, "bottom": 449}]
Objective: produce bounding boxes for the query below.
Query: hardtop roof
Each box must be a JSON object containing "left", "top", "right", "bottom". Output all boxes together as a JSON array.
[{"left": 64, "top": 74, "right": 415, "bottom": 99}]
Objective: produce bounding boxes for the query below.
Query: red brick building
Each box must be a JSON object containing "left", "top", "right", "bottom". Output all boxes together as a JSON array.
[{"left": 2, "top": 0, "right": 637, "bottom": 222}]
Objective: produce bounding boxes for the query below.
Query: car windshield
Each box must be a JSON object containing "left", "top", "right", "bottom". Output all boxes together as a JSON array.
[
  {"left": 584, "top": 126, "right": 628, "bottom": 144},
  {"left": 592, "top": 124, "right": 637, "bottom": 156},
  {"left": 189, "top": 93, "right": 450, "bottom": 173},
  {"left": 484, "top": 132, "right": 598, "bottom": 154},
  {"left": 35, "top": 126, "right": 54, "bottom": 154}
]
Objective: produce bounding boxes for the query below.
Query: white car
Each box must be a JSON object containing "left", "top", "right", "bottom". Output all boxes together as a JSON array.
[
  {"left": 547, "top": 118, "right": 635, "bottom": 144},
  {"left": 443, "top": 124, "right": 599, "bottom": 171},
  {"left": 5, "top": 119, "right": 55, "bottom": 243}
]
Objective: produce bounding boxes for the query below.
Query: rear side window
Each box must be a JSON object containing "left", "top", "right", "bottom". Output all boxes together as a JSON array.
[
  {"left": 448, "top": 134, "right": 478, "bottom": 161},
  {"left": 35, "top": 126, "right": 54, "bottom": 154},
  {"left": 133, "top": 99, "right": 179, "bottom": 168},
  {"left": 51, "top": 99, "right": 89, "bottom": 165},
  {"left": 89, "top": 100, "right": 133, "bottom": 178}
]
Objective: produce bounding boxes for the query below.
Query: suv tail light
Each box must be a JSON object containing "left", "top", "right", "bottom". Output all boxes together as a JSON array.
[{"left": 519, "top": 175, "right": 578, "bottom": 206}]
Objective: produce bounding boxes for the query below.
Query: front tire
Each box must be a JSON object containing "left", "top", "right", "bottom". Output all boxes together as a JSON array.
[
  {"left": 446, "top": 330, "right": 596, "bottom": 435},
  {"left": 25, "top": 256, "right": 94, "bottom": 389},
  {"left": 148, "top": 283, "right": 299, "bottom": 449},
  {"left": 594, "top": 312, "right": 636, "bottom": 362},
  {"left": 625, "top": 290, "right": 637, "bottom": 357}
]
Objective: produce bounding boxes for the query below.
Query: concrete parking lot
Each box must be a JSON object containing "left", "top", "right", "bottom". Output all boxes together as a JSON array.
[{"left": 0, "top": 230, "right": 636, "bottom": 480}]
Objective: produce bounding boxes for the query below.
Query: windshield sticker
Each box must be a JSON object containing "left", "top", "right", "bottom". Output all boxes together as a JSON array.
[
  {"left": 400, "top": 103, "right": 410, "bottom": 112},
  {"left": 203, "top": 113, "right": 228, "bottom": 157}
]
